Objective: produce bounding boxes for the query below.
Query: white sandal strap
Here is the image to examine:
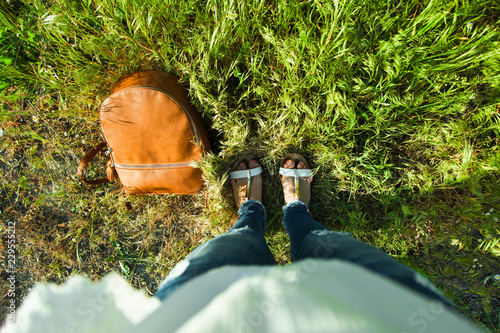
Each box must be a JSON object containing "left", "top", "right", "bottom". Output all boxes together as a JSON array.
[
  {"left": 279, "top": 168, "right": 312, "bottom": 178},
  {"left": 230, "top": 166, "right": 263, "bottom": 179}
]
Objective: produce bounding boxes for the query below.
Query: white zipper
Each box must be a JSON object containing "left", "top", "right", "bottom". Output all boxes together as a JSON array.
[{"left": 113, "top": 162, "right": 194, "bottom": 168}]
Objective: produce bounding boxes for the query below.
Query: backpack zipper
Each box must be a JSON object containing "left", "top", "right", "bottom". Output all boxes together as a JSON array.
[{"left": 113, "top": 162, "right": 194, "bottom": 168}]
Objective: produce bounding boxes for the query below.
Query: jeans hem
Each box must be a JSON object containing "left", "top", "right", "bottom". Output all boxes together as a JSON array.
[
  {"left": 282, "top": 200, "right": 309, "bottom": 219},
  {"left": 237, "top": 200, "right": 267, "bottom": 230},
  {"left": 238, "top": 200, "right": 266, "bottom": 214}
]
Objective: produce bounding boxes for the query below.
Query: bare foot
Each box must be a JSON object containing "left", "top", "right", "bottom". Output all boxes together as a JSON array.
[
  {"left": 281, "top": 157, "right": 312, "bottom": 206},
  {"left": 231, "top": 159, "right": 262, "bottom": 208}
]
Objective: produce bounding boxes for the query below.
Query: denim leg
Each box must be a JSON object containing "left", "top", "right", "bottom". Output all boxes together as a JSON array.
[
  {"left": 282, "top": 201, "right": 455, "bottom": 308},
  {"left": 155, "top": 200, "right": 276, "bottom": 300}
]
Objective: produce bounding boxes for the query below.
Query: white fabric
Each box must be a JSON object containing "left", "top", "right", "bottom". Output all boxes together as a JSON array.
[
  {"left": 229, "top": 166, "right": 263, "bottom": 179},
  {"left": 1, "top": 260, "right": 482, "bottom": 333},
  {"left": 1, "top": 273, "right": 160, "bottom": 333},
  {"left": 279, "top": 167, "right": 312, "bottom": 177}
]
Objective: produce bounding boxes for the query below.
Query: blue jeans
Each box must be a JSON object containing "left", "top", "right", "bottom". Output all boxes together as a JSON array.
[{"left": 155, "top": 200, "right": 454, "bottom": 308}]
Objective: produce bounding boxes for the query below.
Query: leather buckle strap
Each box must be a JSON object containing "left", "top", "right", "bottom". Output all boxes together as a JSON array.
[{"left": 77, "top": 141, "right": 110, "bottom": 185}]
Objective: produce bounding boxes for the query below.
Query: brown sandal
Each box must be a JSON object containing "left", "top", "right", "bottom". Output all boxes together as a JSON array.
[
  {"left": 230, "top": 155, "right": 263, "bottom": 208},
  {"left": 280, "top": 154, "right": 313, "bottom": 205}
]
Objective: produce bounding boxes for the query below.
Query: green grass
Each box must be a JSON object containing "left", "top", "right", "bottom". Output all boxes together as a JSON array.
[{"left": 1, "top": 0, "right": 500, "bottom": 330}]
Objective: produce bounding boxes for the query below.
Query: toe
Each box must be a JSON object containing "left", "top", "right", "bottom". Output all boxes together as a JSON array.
[
  {"left": 248, "top": 159, "right": 259, "bottom": 169},
  {"left": 284, "top": 159, "right": 295, "bottom": 169}
]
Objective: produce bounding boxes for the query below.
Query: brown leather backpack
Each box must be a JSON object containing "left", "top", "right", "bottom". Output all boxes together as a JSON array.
[{"left": 78, "top": 71, "right": 211, "bottom": 195}]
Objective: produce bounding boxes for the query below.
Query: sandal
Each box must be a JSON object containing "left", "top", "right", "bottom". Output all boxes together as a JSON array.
[
  {"left": 230, "top": 155, "right": 263, "bottom": 208},
  {"left": 280, "top": 153, "right": 313, "bottom": 205}
]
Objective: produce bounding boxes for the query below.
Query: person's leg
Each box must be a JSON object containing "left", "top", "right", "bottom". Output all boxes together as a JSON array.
[
  {"left": 281, "top": 157, "right": 455, "bottom": 308},
  {"left": 156, "top": 158, "right": 275, "bottom": 300}
]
